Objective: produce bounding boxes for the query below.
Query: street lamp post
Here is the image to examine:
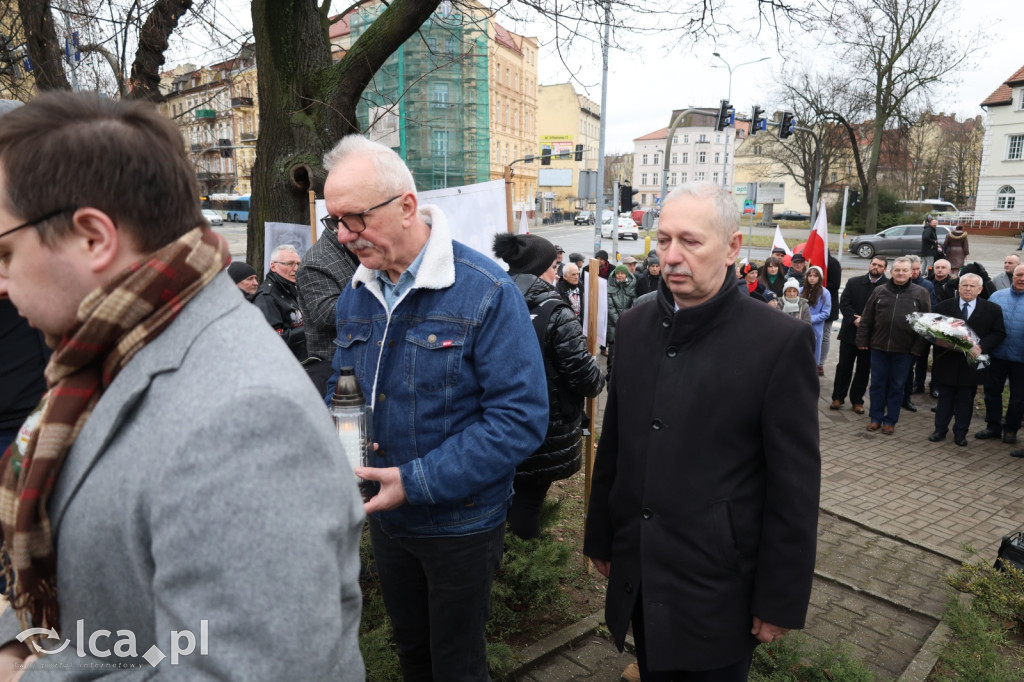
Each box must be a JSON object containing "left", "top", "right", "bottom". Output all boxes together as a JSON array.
[{"left": 711, "top": 53, "right": 769, "bottom": 189}]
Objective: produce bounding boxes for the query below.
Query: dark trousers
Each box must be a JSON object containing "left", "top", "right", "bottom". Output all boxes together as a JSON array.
[
  {"left": 369, "top": 517, "right": 505, "bottom": 682},
  {"left": 934, "top": 383, "right": 977, "bottom": 438},
  {"left": 905, "top": 349, "right": 931, "bottom": 398},
  {"left": 507, "top": 478, "right": 552, "bottom": 540},
  {"left": 869, "top": 350, "right": 915, "bottom": 425},
  {"left": 632, "top": 594, "right": 753, "bottom": 681},
  {"left": 983, "top": 358, "right": 1024, "bottom": 435},
  {"left": 832, "top": 341, "right": 871, "bottom": 405}
]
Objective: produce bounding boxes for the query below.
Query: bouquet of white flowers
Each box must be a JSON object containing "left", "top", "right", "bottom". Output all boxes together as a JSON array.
[{"left": 906, "top": 312, "right": 990, "bottom": 369}]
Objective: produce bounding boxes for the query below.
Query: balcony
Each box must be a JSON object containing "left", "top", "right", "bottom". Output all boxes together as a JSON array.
[
  {"left": 194, "top": 109, "right": 216, "bottom": 120},
  {"left": 218, "top": 138, "right": 231, "bottom": 147},
  {"left": 197, "top": 172, "right": 222, "bottom": 182},
  {"left": 231, "top": 97, "right": 254, "bottom": 108},
  {"left": 240, "top": 132, "right": 257, "bottom": 142}
]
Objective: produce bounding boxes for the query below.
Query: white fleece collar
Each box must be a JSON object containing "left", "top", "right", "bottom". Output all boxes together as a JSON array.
[{"left": 350, "top": 204, "right": 456, "bottom": 299}]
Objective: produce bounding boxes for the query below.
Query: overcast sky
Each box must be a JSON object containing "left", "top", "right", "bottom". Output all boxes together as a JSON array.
[{"left": 505, "top": 0, "right": 1020, "bottom": 152}]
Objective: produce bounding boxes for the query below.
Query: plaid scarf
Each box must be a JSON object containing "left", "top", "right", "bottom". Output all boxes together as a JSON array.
[{"left": 0, "top": 226, "right": 229, "bottom": 635}]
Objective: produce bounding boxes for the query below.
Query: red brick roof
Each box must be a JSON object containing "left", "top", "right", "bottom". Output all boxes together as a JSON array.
[
  {"left": 634, "top": 128, "right": 668, "bottom": 141},
  {"left": 329, "top": 13, "right": 351, "bottom": 39},
  {"left": 493, "top": 22, "right": 521, "bottom": 54},
  {"left": 981, "top": 64, "right": 1024, "bottom": 107}
]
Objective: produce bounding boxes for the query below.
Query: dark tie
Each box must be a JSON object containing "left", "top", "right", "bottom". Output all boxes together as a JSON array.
[{"left": 962, "top": 301, "right": 969, "bottom": 319}]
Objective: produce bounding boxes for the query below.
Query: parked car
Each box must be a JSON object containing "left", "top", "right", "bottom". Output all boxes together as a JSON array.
[
  {"left": 574, "top": 210, "right": 595, "bottom": 226},
  {"left": 201, "top": 209, "right": 223, "bottom": 226},
  {"left": 774, "top": 210, "right": 811, "bottom": 221},
  {"left": 601, "top": 215, "right": 639, "bottom": 240},
  {"left": 848, "top": 223, "right": 950, "bottom": 259}
]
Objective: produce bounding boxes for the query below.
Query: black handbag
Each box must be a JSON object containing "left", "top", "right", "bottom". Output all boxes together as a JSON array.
[{"left": 994, "top": 531, "right": 1024, "bottom": 572}]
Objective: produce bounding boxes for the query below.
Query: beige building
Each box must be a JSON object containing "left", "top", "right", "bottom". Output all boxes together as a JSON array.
[
  {"left": 160, "top": 49, "right": 258, "bottom": 196},
  {"left": 537, "top": 83, "right": 601, "bottom": 216},
  {"left": 488, "top": 22, "right": 539, "bottom": 216}
]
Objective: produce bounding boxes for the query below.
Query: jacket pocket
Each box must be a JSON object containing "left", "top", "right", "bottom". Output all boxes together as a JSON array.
[
  {"left": 707, "top": 499, "right": 743, "bottom": 576},
  {"left": 334, "top": 322, "right": 373, "bottom": 380},
  {"left": 404, "top": 320, "right": 470, "bottom": 392}
]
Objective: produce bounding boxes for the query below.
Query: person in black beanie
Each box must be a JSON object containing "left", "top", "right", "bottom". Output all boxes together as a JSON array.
[
  {"left": 634, "top": 256, "right": 661, "bottom": 298},
  {"left": 493, "top": 233, "right": 605, "bottom": 539},
  {"left": 227, "top": 261, "right": 259, "bottom": 300}
]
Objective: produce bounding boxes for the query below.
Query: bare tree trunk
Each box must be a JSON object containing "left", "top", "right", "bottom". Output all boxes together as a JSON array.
[
  {"left": 127, "top": 0, "right": 193, "bottom": 101},
  {"left": 18, "top": 0, "right": 70, "bottom": 90}
]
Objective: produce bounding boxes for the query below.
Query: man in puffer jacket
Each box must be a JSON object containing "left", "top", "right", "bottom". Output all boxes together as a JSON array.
[{"left": 494, "top": 233, "right": 606, "bottom": 539}]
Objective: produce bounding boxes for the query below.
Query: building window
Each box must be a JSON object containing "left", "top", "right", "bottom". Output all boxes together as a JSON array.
[
  {"left": 997, "top": 185, "right": 1016, "bottom": 209},
  {"left": 697, "top": 151, "right": 706, "bottom": 164},
  {"left": 641, "top": 173, "right": 648, "bottom": 185},
  {"left": 753, "top": 145, "right": 763, "bottom": 156},
  {"left": 1019, "top": 90, "right": 1024, "bottom": 110},
  {"left": 1008, "top": 135, "right": 1024, "bottom": 161},
  {"left": 641, "top": 193, "right": 647, "bottom": 205},
  {"left": 670, "top": 172, "right": 677, "bottom": 186},
  {"left": 671, "top": 153, "right": 678, "bottom": 164},
  {"left": 683, "top": 134, "right": 689, "bottom": 143},
  {"left": 673, "top": 136, "right": 678, "bottom": 143},
  {"left": 716, "top": 134, "right": 721, "bottom": 144},
  {"left": 714, "top": 152, "right": 720, "bottom": 164},
  {"left": 699, "top": 134, "right": 707, "bottom": 143},
  {"left": 713, "top": 172, "right": 719, "bottom": 183},
  {"left": 681, "top": 152, "right": 689, "bottom": 164},
  {"left": 830, "top": 172, "right": 838, "bottom": 183},
  {"left": 652, "top": 172, "right": 659, "bottom": 185},
  {"left": 432, "top": 130, "right": 449, "bottom": 156},
  {"left": 432, "top": 82, "right": 450, "bottom": 108},
  {"left": 680, "top": 172, "right": 688, "bottom": 183},
  {"left": 696, "top": 172, "right": 705, "bottom": 181},
  {"left": 642, "top": 154, "right": 648, "bottom": 164},
  {"left": 653, "top": 153, "right": 660, "bottom": 164}
]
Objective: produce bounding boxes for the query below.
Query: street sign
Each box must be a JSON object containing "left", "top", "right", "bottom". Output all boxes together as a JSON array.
[{"left": 755, "top": 182, "right": 785, "bottom": 204}]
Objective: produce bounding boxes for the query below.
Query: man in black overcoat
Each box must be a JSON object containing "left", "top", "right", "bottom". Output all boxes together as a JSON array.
[
  {"left": 929, "top": 274, "right": 1006, "bottom": 446},
  {"left": 830, "top": 255, "right": 888, "bottom": 413},
  {"left": 583, "top": 183, "right": 821, "bottom": 680}
]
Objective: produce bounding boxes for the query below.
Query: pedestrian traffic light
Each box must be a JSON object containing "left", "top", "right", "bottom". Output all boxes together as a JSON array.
[
  {"left": 574, "top": 144, "right": 584, "bottom": 162},
  {"left": 750, "top": 106, "right": 766, "bottom": 136},
  {"left": 715, "top": 99, "right": 734, "bottom": 132},
  {"left": 619, "top": 185, "right": 638, "bottom": 214},
  {"left": 541, "top": 146, "right": 551, "bottom": 166},
  {"left": 778, "top": 111, "right": 796, "bottom": 140}
]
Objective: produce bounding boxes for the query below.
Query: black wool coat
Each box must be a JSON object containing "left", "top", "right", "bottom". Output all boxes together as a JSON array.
[
  {"left": 931, "top": 297, "right": 1006, "bottom": 386},
  {"left": 583, "top": 271, "right": 821, "bottom": 672},
  {"left": 837, "top": 273, "right": 888, "bottom": 344}
]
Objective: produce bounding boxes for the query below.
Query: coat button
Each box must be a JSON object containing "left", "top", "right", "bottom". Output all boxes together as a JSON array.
[
  {"left": 666, "top": 347, "right": 678, "bottom": 358},
  {"left": 662, "top": 318, "right": 671, "bottom": 328},
  {"left": 652, "top": 419, "right": 663, "bottom": 430},
  {"left": 427, "top": 334, "right": 437, "bottom": 343},
  {"left": 377, "top": 340, "right": 382, "bottom": 347},
  {"left": 624, "top": 582, "right": 633, "bottom": 594},
  {"left": 378, "top": 393, "right": 386, "bottom": 403},
  {"left": 642, "top": 508, "right": 653, "bottom": 520},
  {"left": 346, "top": 333, "right": 352, "bottom": 341}
]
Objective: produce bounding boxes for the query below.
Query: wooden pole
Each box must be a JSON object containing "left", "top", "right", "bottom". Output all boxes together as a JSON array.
[
  {"left": 308, "top": 190, "right": 318, "bottom": 244},
  {"left": 504, "top": 165, "right": 514, "bottom": 234},
  {"left": 583, "top": 257, "right": 601, "bottom": 520}
]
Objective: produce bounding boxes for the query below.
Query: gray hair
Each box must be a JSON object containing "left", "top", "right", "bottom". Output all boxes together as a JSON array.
[
  {"left": 892, "top": 256, "right": 912, "bottom": 269},
  {"left": 270, "top": 244, "right": 298, "bottom": 262},
  {"left": 661, "top": 182, "right": 739, "bottom": 243},
  {"left": 905, "top": 254, "right": 921, "bottom": 265},
  {"left": 323, "top": 134, "right": 416, "bottom": 196},
  {"left": 934, "top": 259, "right": 951, "bottom": 268},
  {"left": 1007, "top": 253, "right": 1021, "bottom": 262},
  {"left": 563, "top": 263, "right": 579, "bottom": 277},
  {"left": 959, "top": 273, "right": 983, "bottom": 287}
]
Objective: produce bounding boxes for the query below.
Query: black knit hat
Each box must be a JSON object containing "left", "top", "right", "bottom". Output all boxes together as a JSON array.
[
  {"left": 227, "top": 261, "right": 258, "bottom": 283},
  {"left": 493, "top": 233, "right": 558, "bottom": 276}
]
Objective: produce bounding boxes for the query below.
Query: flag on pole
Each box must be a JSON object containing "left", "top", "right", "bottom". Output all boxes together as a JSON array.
[
  {"left": 518, "top": 210, "right": 530, "bottom": 235},
  {"left": 771, "top": 226, "right": 792, "bottom": 256},
  {"left": 802, "top": 201, "right": 829, "bottom": 286}
]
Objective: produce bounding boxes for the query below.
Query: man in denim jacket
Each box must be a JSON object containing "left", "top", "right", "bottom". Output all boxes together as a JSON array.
[{"left": 323, "top": 135, "right": 548, "bottom": 681}]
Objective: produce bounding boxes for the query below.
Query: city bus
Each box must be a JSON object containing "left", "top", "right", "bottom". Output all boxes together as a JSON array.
[
  {"left": 203, "top": 194, "right": 251, "bottom": 222},
  {"left": 898, "top": 199, "right": 959, "bottom": 216}
]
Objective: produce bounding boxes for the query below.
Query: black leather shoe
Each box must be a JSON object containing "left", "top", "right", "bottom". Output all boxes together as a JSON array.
[
  {"left": 975, "top": 428, "right": 1001, "bottom": 439},
  {"left": 930, "top": 389, "right": 940, "bottom": 399},
  {"left": 1011, "top": 449, "right": 1024, "bottom": 458},
  {"left": 1005, "top": 432, "right": 1018, "bottom": 445},
  {"left": 930, "top": 407, "right": 937, "bottom": 412},
  {"left": 928, "top": 431, "right": 946, "bottom": 442},
  {"left": 954, "top": 436, "right": 968, "bottom": 447},
  {"left": 901, "top": 399, "right": 918, "bottom": 412}
]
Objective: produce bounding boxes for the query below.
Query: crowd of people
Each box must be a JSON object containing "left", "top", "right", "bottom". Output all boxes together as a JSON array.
[{"left": 0, "top": 90, "right": 1020, "bottom": 682}]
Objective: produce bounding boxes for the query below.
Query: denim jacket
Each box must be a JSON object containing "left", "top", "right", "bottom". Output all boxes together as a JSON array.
[
  {"left": 989, "top": 287, "right": 1024, "bottom": 363},
  {"left": 327, "top": 205, "right": 548, "bottom": 537}
]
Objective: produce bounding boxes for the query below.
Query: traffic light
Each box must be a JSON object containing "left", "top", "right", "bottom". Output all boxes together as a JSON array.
[
  {"left": 574, "top": 144, "right": 583, "bottom": 162},
  {"left": 750, "top": 106, "right": 766, "bottom": 136},
  {"left": 541, "top": 146, "right": 551, "bottom": 165},
  {"left": 715, "top": 99, "right": 734, "bottom": 132},
  {"left": 778, "top": 111, "right": 796, "bottom": 140},
  {"left": 619, "top": 185, "right": 639, "bottom": 214}
]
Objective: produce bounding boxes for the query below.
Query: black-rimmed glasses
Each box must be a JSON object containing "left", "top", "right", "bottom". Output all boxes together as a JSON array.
[
  {"left": 321, "top": 194, "right": 402, "bottom": 234},
  {"left": 0, "top": 208, "right": 74, "bottom": 241}
]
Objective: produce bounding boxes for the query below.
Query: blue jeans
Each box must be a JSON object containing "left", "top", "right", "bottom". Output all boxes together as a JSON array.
[
  {"left": 369, "top": 517, "right": 505, "bottom": 681},
  {"left": 983, "top": 358, "right": 1024, "bottom": 435},
  {"left": 869, "top": 350, "right": 915, "bottom": 425}
]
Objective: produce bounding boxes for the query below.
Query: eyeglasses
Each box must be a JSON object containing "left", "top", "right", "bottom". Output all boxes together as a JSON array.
[
  {"left": 272, "top": 260, "right": 300, "bottom": 268},
  {"left": 321, "top": 194, "right": 402, "bottom": 234},
  {"left": 0, "top": 208, "right": 75, "bottom": 278}
]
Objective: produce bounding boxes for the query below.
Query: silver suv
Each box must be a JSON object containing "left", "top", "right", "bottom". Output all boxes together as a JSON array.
[{"left": 574, "top": 211, "right": 595, "bottom": 226}]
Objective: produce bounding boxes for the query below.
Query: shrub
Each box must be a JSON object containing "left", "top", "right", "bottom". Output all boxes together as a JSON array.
[{"left": 749, "top": 632, "right": 878, "bottom": 681}]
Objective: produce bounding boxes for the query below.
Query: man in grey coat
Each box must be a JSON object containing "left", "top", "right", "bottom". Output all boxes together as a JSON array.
[{"left": 0, "top": 92, "right": 364, "bottom": 679}]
